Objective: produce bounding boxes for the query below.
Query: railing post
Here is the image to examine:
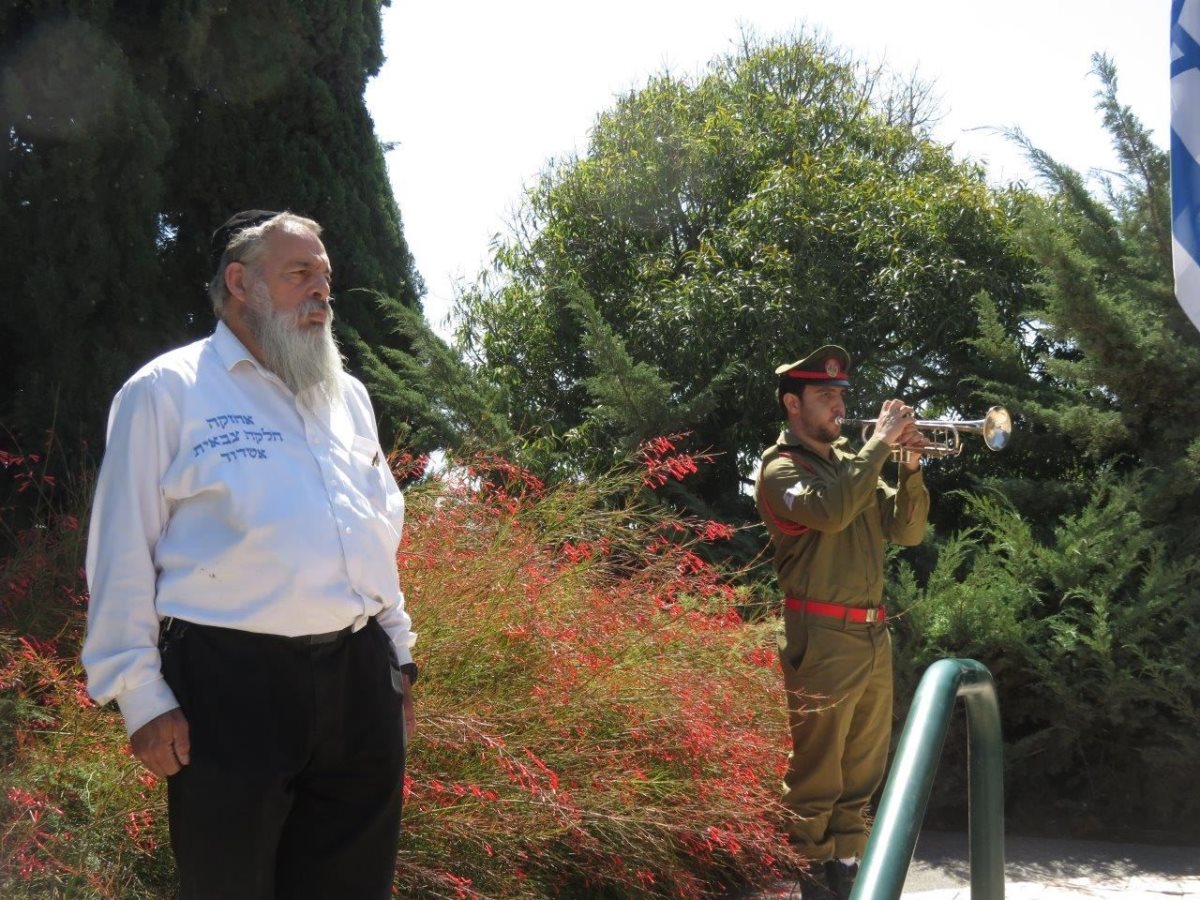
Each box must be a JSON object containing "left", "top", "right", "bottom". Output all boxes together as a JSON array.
[
  {"left": 962, "top": 662, "right": 1004, "bottom": 900},
  {"left": 850, "top": 658, "right": 1004, "bottom": 900}
]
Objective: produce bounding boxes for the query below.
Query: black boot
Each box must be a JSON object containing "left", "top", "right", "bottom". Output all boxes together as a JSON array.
[
  {"left": 798, "top": 862, "right": 837, "bottom": 900},
  {"left": 823, "top": 859, "right": 859, "bottom": 900}
]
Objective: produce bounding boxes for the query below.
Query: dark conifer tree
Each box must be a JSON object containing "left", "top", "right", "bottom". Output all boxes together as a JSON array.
[
  {"left": 1, "top": 8, "right": 176, "bottom": 455},
  {"left": 2, "top": 1, "right": 478, "bottom": 463}
]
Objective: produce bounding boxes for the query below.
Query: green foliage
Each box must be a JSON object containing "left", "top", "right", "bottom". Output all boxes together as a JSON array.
[
  {"left": 457, "top": 30, "right": 1036, "bottom": 516},
  {"left": 570, "top": 285, "right": 717, "bottom": 456},
  {"left": 891, "top": 56, "right": 1200, "bottom": 841},
  {"left": 154, "top": 0, "right": 429, "bottom": 361},
  {"left": 892, "top": 478, "right": 1200, "bottom": 838},
  {"left": 341, "top": 293, "right": 511, "bottom": 452},
  {"left": 984, "top": 55, "right": 1200, "bottom": 539},
  {"left": 1, "top": 1, "right": 462, "bottom": 469},
  {"left": 1, "top": 8, "right": 177, "bottom": 454}
]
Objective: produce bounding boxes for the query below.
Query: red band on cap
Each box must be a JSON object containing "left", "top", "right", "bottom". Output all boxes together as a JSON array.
[{"left": 783, "top": 370, "right": 849, "bottom": 381}]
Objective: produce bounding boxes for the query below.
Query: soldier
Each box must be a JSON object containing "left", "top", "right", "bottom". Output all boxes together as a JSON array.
[{"left": 755, "top": 345, "right": 930, "bottom": 900}]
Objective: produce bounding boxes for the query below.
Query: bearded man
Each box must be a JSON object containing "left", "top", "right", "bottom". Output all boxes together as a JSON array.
[{"left": 82, "top": 211, "right": 417, "bottom": 899}]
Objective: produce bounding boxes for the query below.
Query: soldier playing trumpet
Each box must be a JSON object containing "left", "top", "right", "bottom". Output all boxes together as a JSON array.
[{"left": 754, "top": 345, "right": 930, "bottom": 900}]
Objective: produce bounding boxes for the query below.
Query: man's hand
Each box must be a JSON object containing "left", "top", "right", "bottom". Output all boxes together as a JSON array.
[
  {"left": 130, "top": 708, "right": 191, "bottom": 778},
  {"left": 874, "top": 398, "right": 917, "bottom": 445},
  {"left": 401, "top": 673, "right": 415, "bottom": 743},
  {"left": 896, "top": 429, "right": 926, "bottom": 471}
]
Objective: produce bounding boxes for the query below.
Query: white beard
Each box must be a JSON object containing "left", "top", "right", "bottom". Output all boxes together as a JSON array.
[{"left": 244, "top": 281, "right": 344, "bottom": 406}]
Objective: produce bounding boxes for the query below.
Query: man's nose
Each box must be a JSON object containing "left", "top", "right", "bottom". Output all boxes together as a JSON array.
[{"left": 310, "top": 276, "right": 331, "bottom": 300}]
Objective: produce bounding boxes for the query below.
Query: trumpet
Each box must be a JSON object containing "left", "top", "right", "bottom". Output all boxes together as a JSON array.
[{"left": 837, "top": 406, "right": 1012, "bottom": 461}]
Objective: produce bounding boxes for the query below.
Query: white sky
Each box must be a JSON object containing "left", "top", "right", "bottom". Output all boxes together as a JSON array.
[{"left": 366, "top": 1, "right": 1169, "bottom": 339}]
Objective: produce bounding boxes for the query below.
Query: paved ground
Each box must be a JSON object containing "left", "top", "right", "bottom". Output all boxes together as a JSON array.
[{"left": 745, "top": 831, "right": 1200, "bottom": 899}]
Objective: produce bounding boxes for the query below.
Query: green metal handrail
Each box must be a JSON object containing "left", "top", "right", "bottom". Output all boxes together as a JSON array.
[{"left": 851, "top": 658, "right": 1005, "bottom": 900}]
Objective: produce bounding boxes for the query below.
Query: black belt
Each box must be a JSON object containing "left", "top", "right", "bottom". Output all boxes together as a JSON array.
[
  {"left": 279, "top": 625, "right": 354, "bottom": 645},
  {"left": 161, "top": 617, "right": 356, "bottom": 646}
]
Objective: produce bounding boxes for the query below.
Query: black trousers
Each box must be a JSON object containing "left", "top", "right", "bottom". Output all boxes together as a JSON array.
[{"left": 159, "top": 617, "right": 406, "bottom": 900}]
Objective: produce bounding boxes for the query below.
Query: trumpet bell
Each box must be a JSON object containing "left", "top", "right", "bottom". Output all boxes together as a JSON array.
[{"left": 981, "top": 406, "right": 1012, "bottom": 452}]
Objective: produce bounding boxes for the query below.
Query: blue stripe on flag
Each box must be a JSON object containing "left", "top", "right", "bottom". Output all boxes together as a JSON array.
[
  {"left": 1171, "top": 129, "right": 1200, "bottom": 265},
  {"left": 1171, "top": 0, "right": 1200, "bottom": 331},
  {"left": 1172, "top": 13, "right": 1200, "bottom": 77}
]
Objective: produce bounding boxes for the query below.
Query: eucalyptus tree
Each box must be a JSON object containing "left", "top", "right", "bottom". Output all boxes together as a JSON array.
[{"left": 458, "top": 32, "right": 1036, "bottom": 516}]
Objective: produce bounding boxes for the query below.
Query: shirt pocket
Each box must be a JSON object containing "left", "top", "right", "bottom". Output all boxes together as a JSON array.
[{"left": 350, "top": 435, "right": 405, "bottom": 524}]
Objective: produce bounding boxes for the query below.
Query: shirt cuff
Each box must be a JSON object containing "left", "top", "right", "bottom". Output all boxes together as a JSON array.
[
  {"left": 116, "top": 677, "right": 180, "bottom": 738},
  {"left": 861, "top": 436, "right": 894, "bottom": 466},
  {"left": 393, "top": 642, "right": 415, "bottom": 669}
]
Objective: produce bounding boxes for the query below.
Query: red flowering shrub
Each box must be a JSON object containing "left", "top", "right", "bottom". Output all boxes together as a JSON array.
[
  {"left": 1, "top": 448, "right": 177, "bottom": 897},
  {"left": 393, "top": 444, "right": 805, "bottom": 897},
  {"left": 1, "top": 440, "right": 805, "bottom": 897}
]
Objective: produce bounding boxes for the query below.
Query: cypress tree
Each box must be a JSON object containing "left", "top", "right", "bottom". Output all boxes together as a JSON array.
[
  {"left": 2, "top": 1, "right": 468, "bottom": 466},
  {"left": 157, "top": 2, "right": 421, "bottom": 326},
  {"left": 1, "top": 7, "right": 175, "bottom": 456}
]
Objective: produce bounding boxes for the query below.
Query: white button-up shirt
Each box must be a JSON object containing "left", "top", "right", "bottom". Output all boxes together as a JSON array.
[{"left": 83, "top": 322, "right": 416, "bottom": 736}]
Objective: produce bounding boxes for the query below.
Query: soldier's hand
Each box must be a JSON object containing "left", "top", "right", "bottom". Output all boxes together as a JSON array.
[
  {"left": 874, "top": 399, "right": 916, "bottom": 444},
  {"left": 896, "top": 429, "right": 926, "bottom": 471},
  {"left": 130, "top": 708, "right": 191, "bottom": 778}
]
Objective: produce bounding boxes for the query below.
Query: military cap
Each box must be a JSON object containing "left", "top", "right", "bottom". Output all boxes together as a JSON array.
[
  {"left": 210, "top": 209, "right": 280, "bottom": 269},
  {"left": 775, "top": 345, "right": 852, "bottom": 389}
]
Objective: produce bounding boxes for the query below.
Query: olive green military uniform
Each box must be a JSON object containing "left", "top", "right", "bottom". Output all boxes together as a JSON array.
[{"left": 756, "top": 349, "right": 929, "bottom": 863}]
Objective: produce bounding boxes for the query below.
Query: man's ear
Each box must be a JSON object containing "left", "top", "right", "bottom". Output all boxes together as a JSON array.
[
  {"left": 225, "top": 261, "right": 249, "bottom": 305},
  {"left": 782, "top": 391, "right": 802, "bottom": 416}
]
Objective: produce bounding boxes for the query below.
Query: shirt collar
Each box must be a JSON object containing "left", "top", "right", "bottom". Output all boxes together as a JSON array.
[
  {"left": 212, "top": 321, "right": 345, "bottom": 416},
  {"left": 212, "top": 320, "right": 271, "bottom": 377},
  {"left": 776, "top": 429, "right": 851, "bottom": 456}
]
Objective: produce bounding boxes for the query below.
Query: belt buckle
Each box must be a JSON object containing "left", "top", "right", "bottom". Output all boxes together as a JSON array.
[{"left": 864, "top": 608, "right": 879, "bottom": 623}]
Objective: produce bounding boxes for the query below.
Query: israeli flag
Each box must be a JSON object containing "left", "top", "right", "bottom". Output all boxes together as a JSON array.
[{"left": 1172, "top": 0, "right": 1200, "bottom": 332}]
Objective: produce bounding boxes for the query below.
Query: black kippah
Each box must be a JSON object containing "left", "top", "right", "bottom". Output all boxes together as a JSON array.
[{"left": 210, "top": 209, "right": 280, "bottom": 270}]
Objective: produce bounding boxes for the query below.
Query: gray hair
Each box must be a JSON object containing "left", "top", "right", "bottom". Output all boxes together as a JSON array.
[{"left": 208, "top": 212, "right": 323, "bottom": 318}]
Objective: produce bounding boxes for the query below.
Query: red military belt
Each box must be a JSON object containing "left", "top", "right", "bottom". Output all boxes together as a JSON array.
[{"left": 784, "top": 597, "right": 887, "bottom": 624}]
